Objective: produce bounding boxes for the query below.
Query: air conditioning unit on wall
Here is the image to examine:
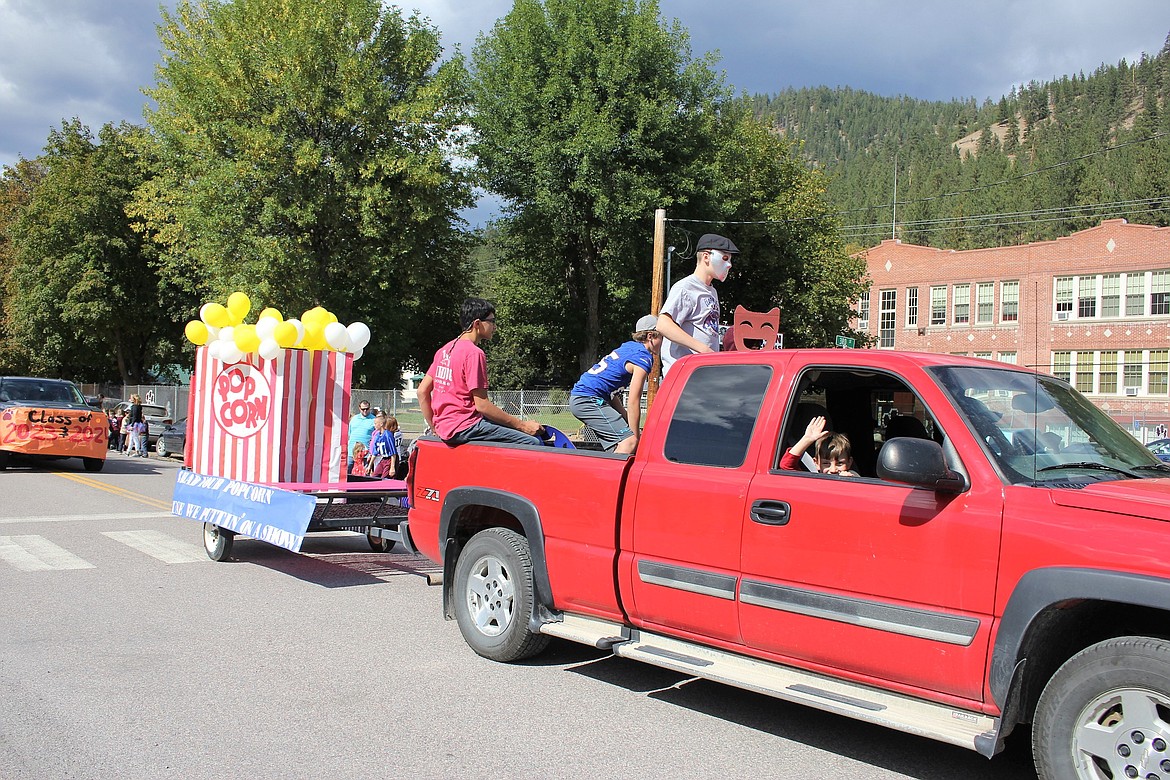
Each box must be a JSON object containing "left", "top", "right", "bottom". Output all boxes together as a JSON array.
[
  {"left": 1056, "top": 311, "right": 1071, "bottom": 321},
  {"left": 1125, "top": 386, "right": 1140, "bottom": 396}
]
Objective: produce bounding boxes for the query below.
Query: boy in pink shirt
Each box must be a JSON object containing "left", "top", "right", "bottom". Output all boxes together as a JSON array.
[{"left": 417, "top": 298, "right": 544, "bottom": 446}]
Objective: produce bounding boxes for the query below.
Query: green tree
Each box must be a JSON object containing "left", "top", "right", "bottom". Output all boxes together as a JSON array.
[
  {"left": 0, "top": 157, "right": 47, "bottom": 373},
  {"left": 4, "top": 121, "right": 180, "bottom": 383},
  {"left": 468, "top": 0, "right": 725, "bottom": 383},
  {"left": 134, "top": 0, "right": 474, "bottom": 386}
]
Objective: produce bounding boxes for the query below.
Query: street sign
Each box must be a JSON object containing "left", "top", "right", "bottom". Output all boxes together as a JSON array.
[{"left": 835, "top": 335, "right": 856, "bottom": 349}]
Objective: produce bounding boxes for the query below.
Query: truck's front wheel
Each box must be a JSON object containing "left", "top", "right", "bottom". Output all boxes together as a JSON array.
[
  {"left": 1033, "top": 636, "right": 1170, "bottom": 780},
  {"left": 453, "top": 528, "right": 550, "bottom": 662}
]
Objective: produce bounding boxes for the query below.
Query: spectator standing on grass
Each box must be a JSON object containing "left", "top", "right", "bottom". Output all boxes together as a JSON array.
[
  {"left": 348, "top": 400, "right": 376, "bottom": 471},
  {"left": 417, "top": 297, "right": 544, "bottom": 446}
]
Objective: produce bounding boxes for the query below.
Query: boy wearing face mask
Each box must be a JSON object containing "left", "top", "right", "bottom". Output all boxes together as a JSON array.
[{"left": 656, "top": 233, "right": 739, "bottom": 375}]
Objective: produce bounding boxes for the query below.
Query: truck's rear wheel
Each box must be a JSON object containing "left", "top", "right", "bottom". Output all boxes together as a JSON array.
[
  {"left": 82, "top": 457, "right": 104, "bottom": 472},
  {"left": 453, "top": 528, "right": 550, "bottom": 662},
  {"left": 1033, "top": 636, "right": 1170, "bottom": 780},
  {"left": 203, "top": 523, "right": 235, "bottom": 562}
]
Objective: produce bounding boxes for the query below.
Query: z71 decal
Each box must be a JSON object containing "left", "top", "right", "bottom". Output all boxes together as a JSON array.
[{"left": 417, "top": 487, "right": 440, "bottom": 502}]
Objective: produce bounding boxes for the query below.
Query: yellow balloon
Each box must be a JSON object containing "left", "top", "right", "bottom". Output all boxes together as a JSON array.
[
  {"left": 203, "top": 303, "right": 230, "bottom": 328},
  {"left": 185, "top": 320, "right": 209, "bottom": 346},
  {"left": 234, "top": 323, "right": 261, "bottom": 353},
  {"left": 258, "top": 306, "right": 282, "bottom": 322},
  {"left": 302, "top": 307, "right": 327, "bottom": 328},
  {"left": 226, "top": 308, "right": 243, "bottom": 326},
  {"left": 302, "top": 322, "right": 326, "bottom": 351},
  {"left": 227, "top": 291, "right": 251, "bottom": 320},
  {"left": 324, "top": 309, "right": 338, "bottom": 324},
  {"left": 273, "top": 321, "right": 298, "bottom": 348}
]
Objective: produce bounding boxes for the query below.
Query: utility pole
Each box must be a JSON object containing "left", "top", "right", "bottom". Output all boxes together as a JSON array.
[
  {"left": 892, "top": 152, "right": 898, "bottom": 240},
  {"left": 647, "top": 208, "right": 667, "bottom": 406}
]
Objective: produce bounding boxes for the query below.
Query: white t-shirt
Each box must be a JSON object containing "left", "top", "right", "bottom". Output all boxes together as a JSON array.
[{"left": 659, "top": 274, "right": 720, "bottom": 374}]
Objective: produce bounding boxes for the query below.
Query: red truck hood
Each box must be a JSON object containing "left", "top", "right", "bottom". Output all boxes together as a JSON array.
[{"left": 1050, "top": 479, "right": 1170, "bottom": 521}]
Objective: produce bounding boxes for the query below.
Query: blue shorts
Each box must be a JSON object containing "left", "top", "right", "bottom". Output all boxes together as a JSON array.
[{"left": 569, "top": 395, "right": 632, "bottom": 451}]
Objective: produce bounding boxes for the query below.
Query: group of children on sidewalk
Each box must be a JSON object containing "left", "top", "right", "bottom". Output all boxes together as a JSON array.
[
  {"left": 108, "top": 410, "right": 150, "bottom": 457},
  {"left": 349, "top": 412, "right": 405, "bottom": 479}
]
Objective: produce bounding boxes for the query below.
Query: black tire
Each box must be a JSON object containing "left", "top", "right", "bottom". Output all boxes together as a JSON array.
[
  {"left": 366, "top": 532, "right": 394, "bottom": 553},
  {"left": 0, "top": 450, "right": 8, "bottom": 470},
  {"left": 452, "top": 528, "right": 550, "bottom": 662},
  {"left": 1033, "top": 636, "right": 1170, "bottom": 780},
  {"left": 82, "top": 457, "right": 104, "bottom": 472},
  {"left": 203, "top": 523, "right": 235, "bottom": 562},
  {"left": 155, "top": 439, "right": 168, "bottom": 458}
]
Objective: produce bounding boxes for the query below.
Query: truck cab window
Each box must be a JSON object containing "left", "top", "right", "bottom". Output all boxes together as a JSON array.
[
  {"left": 663, "top": 364, "right": 772, "bottom": 467},
  {"left": 778, "top": 368, "right": 942, "bottom": 479}
]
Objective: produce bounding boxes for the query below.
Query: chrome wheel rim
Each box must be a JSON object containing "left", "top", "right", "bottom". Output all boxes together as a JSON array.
[
  {"left": 464, "top": 554, "right": 515, "bottom": 638},
  {"left": 1073, "top": 687, "right": 1170, "bottom": 779}
]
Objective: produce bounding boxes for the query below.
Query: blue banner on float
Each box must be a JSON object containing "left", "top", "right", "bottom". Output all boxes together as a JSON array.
[{"left": 172, "top": 470, "right": 315, "bottom": 553}]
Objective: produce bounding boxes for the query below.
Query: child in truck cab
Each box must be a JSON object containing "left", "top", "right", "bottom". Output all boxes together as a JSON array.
[{"left": 780, "top": 416, "right": 859, "bottom": 477}]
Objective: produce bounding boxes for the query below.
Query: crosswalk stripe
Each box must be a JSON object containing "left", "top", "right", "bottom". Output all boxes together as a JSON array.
[
  {"left": 0, "top": 535, "right": 95, "bottom": 571},
  {"left": 102, "top": 530, "right": 207, "bottom": 564}
]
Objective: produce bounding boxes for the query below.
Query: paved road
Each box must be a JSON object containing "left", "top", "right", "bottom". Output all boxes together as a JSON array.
[{"left": 0, "top": 454, "right": 1040, "bottom": 779}]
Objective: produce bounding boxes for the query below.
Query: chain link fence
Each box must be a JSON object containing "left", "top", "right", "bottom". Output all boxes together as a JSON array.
[{"left": 77, "top": 381, "right": 1170, "bottom": 448}]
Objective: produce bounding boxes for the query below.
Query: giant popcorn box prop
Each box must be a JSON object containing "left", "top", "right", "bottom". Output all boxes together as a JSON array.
[{"left": 186, "top": 346, "right": 352, "bottom": 483}]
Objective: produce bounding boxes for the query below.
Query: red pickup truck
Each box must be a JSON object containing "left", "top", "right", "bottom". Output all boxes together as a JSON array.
[{"left": 407, "top": 349, "right": 1170, "bottom": 779}]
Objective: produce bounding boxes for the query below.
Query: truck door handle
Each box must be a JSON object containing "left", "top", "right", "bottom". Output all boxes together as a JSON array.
[{"left": 750, "top": 500, "right": 791, "bottom": 526}]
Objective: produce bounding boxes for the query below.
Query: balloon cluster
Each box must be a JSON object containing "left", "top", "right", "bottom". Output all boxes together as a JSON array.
[{"left": 183, "top": 292, "right": 372, "bottom": 364}]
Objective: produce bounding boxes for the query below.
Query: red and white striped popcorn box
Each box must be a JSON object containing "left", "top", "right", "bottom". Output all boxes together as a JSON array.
[{"left": 185, "top": 347, "right": 352, "bottom": 484}]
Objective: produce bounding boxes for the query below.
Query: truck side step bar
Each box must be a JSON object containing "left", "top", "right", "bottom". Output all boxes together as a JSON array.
[{"left": 541, "top": 613, "right": 999, "bottom": 755}]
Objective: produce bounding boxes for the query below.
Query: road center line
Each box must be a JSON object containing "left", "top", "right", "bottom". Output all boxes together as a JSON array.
[{"left": 0, "top": 512, "right": 172, "bottom": 525}]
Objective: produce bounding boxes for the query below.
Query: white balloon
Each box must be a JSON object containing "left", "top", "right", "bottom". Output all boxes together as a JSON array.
[
  {"left": 220, "top": 343, "right": 244, "bottom": 364},
  {"left": 207, "top": 339, "right": 223, "bottom": 360},
  {"left": 219, "top": 325, "right": 235, "bottom": 343},
  {"left": 350, "top": 347, "right": 364, "bottom": 361},
  {"left": 324, "top": 321, "right": 350, "bottom": 351},
  {"left": 255, "top": 317, "right": 278, "bottom": 340},
  {"left": 285, "top": 318, "right": 305, "bottom": 346},
  {"left": 206, "top": 326, "right": 220, "bottom": 342},
  {"left": 258, "top": 338, "right": 281, "bottom": 361},
  {"left": 346, "top": 322, "right": 371, "bottom": 350}
]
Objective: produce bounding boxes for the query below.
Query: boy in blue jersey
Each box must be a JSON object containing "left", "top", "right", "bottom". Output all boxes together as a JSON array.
[{"left": 570, "top": 315, "right": 663, "bottom": 454}]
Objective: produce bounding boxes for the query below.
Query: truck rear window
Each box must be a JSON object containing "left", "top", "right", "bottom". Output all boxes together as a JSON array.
[{"left": 663, "top": 364, "right": 772, "bottom": 467}]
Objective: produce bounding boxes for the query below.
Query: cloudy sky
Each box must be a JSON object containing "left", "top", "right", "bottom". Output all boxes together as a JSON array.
[{"left": 2, "top": 0, "right": 1168, "bottom": 170}]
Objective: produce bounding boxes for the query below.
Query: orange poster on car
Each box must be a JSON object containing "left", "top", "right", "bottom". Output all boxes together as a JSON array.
[{"left": 0, "top": 406, "right": 108, "bottom": 459}]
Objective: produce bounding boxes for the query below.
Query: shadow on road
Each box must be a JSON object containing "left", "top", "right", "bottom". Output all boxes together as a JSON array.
[
  {"left": 562, "top": 651, "right": 1036, "bottom": 779},
  {"left": 224, "top": 534, "right": 442, "bottom": 589}
]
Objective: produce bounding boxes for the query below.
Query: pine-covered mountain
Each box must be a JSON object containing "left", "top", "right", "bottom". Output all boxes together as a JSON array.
[{"left": 753, "top": 33, "right": 1170, "bottom": 251}]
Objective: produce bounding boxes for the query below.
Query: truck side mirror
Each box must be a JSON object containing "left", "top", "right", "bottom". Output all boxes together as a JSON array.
[{"left": 877, "top": 438, "right": 966, "bottom": 493}]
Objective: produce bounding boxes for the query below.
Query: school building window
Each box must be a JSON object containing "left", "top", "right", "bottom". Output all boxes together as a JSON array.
[
  {"left": 976, "top": 283, "right": 994, "bottom": 324},
  {"left": 1077, "top": 276, "right": 1098, "bottom": 318},
  {"left": 1075, "top": 354, "right": 1094, "bottom": 393},
  {"left": 1054, "top": 277, "right": 1073, "bottom": 318},
  {"left": 1152, "top": 272, "right": 1170, "bottom": 316},
  {"left": 1001, "top": 281, "right": 1019, "bottom": 322},
  {"left": 1052, "top": 352, "right": 1071, "bottom": 383},
  {"left": 997, "top": 352, "right": 1017, "bottom": 365},
  {"left": 953, "top": 284, "right": 970, "bottom": 324},
  {"left": 879, "top": 289, "right": 897, "bottom": 348},
  {"left": 1152, "top": 350, "right": 1169, "bottom": 395},
  {"left": 974, "top": 351, "right": 992, "bottom": 360},
  {"left": 906, "top": 287, "right": 918, "bottom": 327},
  {"left": 930, "top": 286, "right": 947, "bottom": 325},
  {"left": 856, "top": 291, "right": 870, "bottom": 330},
  {"left": 1127, "top": 274, "right": 1146, "bottom": 316},
  {"left": 1124, "top": 354, "right": 1143, "bottom": 394},
  {"left": 1101, "top": 274, "right": 1121, "bottom": 317},
  {"left": 1099, "top": 351, "right": 1118, "bottom": 394}
]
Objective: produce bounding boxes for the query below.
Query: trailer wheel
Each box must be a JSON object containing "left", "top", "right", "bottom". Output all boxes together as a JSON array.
[
  {"left": 203, "top": 523, "right": 235, "bottom": 562},
  {"left": 1033, "top": 636, "right": 1170, "bottom": 780},
  {"left": 366, "top": 532, "right": 395, "bottom": 553},
  {"left": 453, "top": 528, "right": 550, "bottom": 662},
  {"left": 82, "top": 457, "right": 104, "bottom": 472}
]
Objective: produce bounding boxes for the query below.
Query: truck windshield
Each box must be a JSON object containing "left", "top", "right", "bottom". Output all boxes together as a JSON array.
[
  {"left": 929, "top": 365, "right": 1164, "bottom": 485},
  {"left": 0, "top": 378, "right": 85, "bottom": 405}
]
